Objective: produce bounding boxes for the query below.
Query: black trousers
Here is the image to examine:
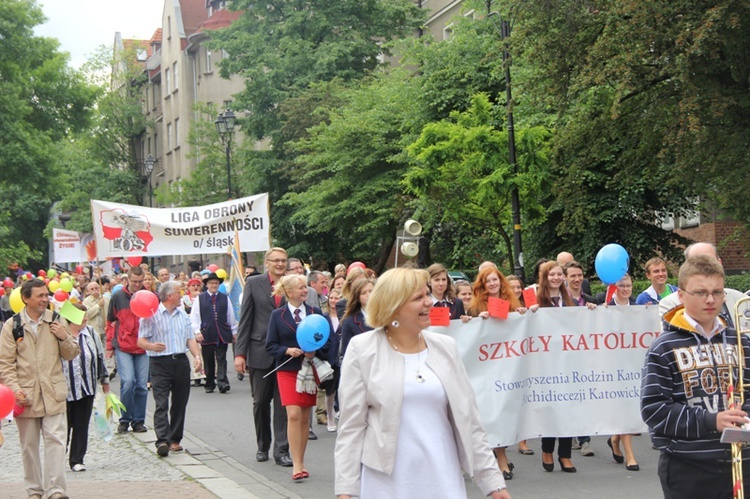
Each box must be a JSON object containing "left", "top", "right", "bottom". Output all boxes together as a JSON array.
[
  {"left": 150, "top": 354, "right": 191, "bottom": 446},
  {"left": 66, "top": 395, "right": 95, "bottom": 467},
  {"left": 202, "top": 343, "right": 229, "bottom": 390},
  {"left": 658, "top": 452, "right": 747, "bottom": 499},
  {"left": 541, "top": 437, "right": 573, "bottom": 458},
  {"left": 250, "top": 367, "right": 288, "bottom": 459}
]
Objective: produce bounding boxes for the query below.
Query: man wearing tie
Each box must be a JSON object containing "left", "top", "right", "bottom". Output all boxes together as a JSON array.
[
  {"left": 190, "top": 272, "right": 237, "bottom": 394},
  {"left": 235, "top": 247, "right": 293, "bottom": 467}
]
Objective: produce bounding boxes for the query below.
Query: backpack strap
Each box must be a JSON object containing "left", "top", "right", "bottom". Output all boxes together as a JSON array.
[{"left": 12, "top": 313, "right": 23, "bottom": 342}]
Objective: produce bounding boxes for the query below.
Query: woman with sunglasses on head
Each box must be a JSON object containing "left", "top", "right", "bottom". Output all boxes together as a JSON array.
[{"left": 605, "top": 274, "right": 639, "bottom": 471}]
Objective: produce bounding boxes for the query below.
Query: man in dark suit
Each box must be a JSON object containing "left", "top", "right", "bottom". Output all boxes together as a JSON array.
[{"left": 234, "top": 247, "right": 292, "bottom": 467}]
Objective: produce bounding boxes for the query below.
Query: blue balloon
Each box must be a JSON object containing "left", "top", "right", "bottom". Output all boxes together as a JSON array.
[
  {"left": 112, "top": 284, "right": 123, "bottom": 295},
  {"left": 296, "top": 314, "right": 330, "bottom": 352},
  {"left": 200, "top": 269, "right": 211, "bottom": 275},
  {"left": 218, "top": 283, "right": 227, "bottom": 294},
  {"left": 595, "top": 244, "right": 630, "bottom": 285}
]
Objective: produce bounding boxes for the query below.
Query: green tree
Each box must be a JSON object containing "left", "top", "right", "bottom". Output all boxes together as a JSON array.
[
  {"left": 280, "top": 70, "right": 429, "bottom": 272},
  {"left": 513, "top": 0, "right": 750, "bottom": 268},
  {"left": 0, "top": 0, "right": 97, "bottom": 269},
  {"left": 405, "top": 93, "right": 550, "bottom": 269}
]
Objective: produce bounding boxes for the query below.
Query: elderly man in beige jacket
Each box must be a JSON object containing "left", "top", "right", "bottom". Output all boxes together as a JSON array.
[{"left": 0, "top": 279, "right": 80, "bottom": 499}]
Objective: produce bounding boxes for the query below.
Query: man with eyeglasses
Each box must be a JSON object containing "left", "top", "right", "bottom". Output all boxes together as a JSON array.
[
  {"left": 641, "top": 255, "right": 750, "bottom": 498},
  {"left": 106, "top": 265, "right": 149, "bottom": 434},
  {"left": 235, "top": 247, "right": 292, "bottom": 467},
  {"left": 659, "top": 242, "right": 746, "bottom": 326}
]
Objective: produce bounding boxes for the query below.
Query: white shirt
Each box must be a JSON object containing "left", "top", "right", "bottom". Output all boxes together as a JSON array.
[{"left": 288, "top": 303, "right": 307, "bottom": 321}]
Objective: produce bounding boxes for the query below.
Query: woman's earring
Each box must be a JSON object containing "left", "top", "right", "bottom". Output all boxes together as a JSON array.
[{"left": 391, "top": 320, "right": 400, "bottom": 328}]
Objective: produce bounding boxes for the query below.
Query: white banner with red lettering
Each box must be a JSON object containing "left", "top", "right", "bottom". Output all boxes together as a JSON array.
[
  {"left": 90, "top": 193, "right": 270, "bottom": 259},
  {"left": 432, "top": 306, "right": 660, "bottom": 447},
  {"left": 52, "top": 229, "right": 98, "bottom": 263}
]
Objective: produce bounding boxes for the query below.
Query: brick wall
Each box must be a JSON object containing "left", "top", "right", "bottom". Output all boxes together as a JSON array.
[{"left": 675, "top": 221, "right": 750, "bottom": 273}]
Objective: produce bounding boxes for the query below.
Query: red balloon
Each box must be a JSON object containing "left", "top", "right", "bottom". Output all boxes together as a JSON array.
[
  {"left": 38, "top": 269, "right": 47, "bottom": 277},
  {"left": 25, "top": 272, "right": 33, "bottom": 280},
  {"left": 347, "top": 261, "right": 366, "bottom": 274},
  {"left": 2, "top": 278, "right": 12, "bottom": 288},
  {"left": 0, "top": 288, "right": 4, "bottom": 297},
  {"left": 0, "top": 384, "right": 14, "bottom": 418},
  {"left": 54, "top": 289, "right": 69, "bottom": 302},
  {"left": 207, "top": 264, "right": 219, "bottom": 272},
  {"left": 75, "top": 265, "right": 84, "bottom": 274},
  {"left": 13, "top": 402, "right": 25, "bottom": 417},
  {"left": 131, "top": 290, "right": 159, "bottom": 319},
  {"left": 126, "top": 256, "right": 143, "bottom": 266}
]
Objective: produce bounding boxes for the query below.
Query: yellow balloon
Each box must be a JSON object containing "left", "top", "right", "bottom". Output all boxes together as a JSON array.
[
  {"left": 60, "top": 272, "right": 70, "bottom": 279},
  {"left": 69, "top": 297, "right": 79, "bottom": 304},
  {"left": 60, "top": 278, "right": 74, "bottom": 292},
  {"left": 216, "top": 269, "right": 228, "bottom": 279},
  {"left": 10, "top": 288, "right": 24, "bottom": 313},
  {"left": 48, "top": 280, "right": 60, "bottom": 292}
]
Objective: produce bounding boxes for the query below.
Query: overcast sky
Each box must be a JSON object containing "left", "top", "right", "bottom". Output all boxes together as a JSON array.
[{"left": 35, "top": 0, "right": 165, "bottom": 68}]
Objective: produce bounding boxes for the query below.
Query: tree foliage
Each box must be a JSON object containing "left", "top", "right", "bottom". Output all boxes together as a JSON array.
[
  {"left": 405, "top": 93, "right": 550, "bottom": 269},
  {"left": 510, "top": 0, "right": 750, "bottom": 268},
  {"left": 0, "top": 0, "right": 97, "bottom": 269}
]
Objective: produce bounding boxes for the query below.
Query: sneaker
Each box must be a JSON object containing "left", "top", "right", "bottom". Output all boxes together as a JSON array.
[
  {"left": 571, "top": 438, "right": 581, "bottom": 450},
  {"left": 327, "top": 425, "right": 337, "bottom": 433},
  {"left": 71, "top": 463, "right": 86, "bottom": 472},
  {"left": 580, "top": 441, "right": 595, "bottom": 456},
  {"left": 117, "top": 422, "right": 129, "bottom": 434},
  {"left": 131, "top": 422, "right": 148, "bottom": 433}
]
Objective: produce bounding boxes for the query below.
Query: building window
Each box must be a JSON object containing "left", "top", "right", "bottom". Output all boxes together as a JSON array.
[
  {"left": 167, "top": 16, "right": 172, "bottom": 39},
  {"left": 165, "top": 68, "right": 171, "bottom": 94},
  {"left": 175, "top": 118, "right": 180, "bottom": 146},
  {"left": 206, "top": 48, "right": 212, "bottom": 72},
  {"left": 173, "top": 62, "right": 178, "bottom": 91},
  {"left": 167, "top": 122, "right": 172, "bottom": 150},
  {"left": 148, "top": 137, "right": 152, "bottom": 155},
  {"left": 152, "top": 84, "right": 158, "bottom": 110},
  {"left": 154, "top": 133, "right": 159, "bottom": 157}
]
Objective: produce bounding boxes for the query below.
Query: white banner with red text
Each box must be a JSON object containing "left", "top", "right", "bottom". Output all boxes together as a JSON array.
[
  {"left": 90, "top": 193, "right": 270, "bottom": 259},
  {"left": 52, "top": 228, "right": 98, "bottom": 263},
  {"left": 431, "top": 306, "right": 660, "bottom": 447}
]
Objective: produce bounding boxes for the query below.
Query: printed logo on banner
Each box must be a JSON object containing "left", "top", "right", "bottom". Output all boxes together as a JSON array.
[{"left": 98, "top": 209, "right": 154, "bottom": 252}]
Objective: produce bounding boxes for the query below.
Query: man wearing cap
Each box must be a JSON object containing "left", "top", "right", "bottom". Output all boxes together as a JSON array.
[{"left": 190, "top": 272, "right": 237, "bottom": 393}]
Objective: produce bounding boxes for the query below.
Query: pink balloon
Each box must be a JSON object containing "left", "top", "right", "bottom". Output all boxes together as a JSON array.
[
  {"left": 207, "top": 264, "right": 219, "bottom": 272},
  {"left": 347, "top": 262, "right": 366, "bottom": 275},
  {"left": 0, "top": 384, "right": 14, "bottom": 419},
  {"left": 38, "top": 269, "right": 47, "bottom": 277},
  {"left": 131, "top": 290, "right": 159, "bottom": 318}
]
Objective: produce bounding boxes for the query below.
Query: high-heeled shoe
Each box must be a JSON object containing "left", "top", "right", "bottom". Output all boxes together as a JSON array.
[
  {"left": 607, "top": 437, "right": 624, "bottom": 464},
  {"left": 558, "top": 458, "right": 577, "bottom": 473},
  {"left": 542, "top": 453, "right": 554, "bottom": 472},
  {"left": 501, "top": 461, "right": 515, "bottom": 479}
]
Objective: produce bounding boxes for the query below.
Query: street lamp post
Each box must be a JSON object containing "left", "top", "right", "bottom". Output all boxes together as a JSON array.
[
  {"left": 215, "top": 109, "right": 236, "bottom": 200},
  {"left": 144, "top": 154, "right": 156, "bottom": 207},
  {"left": 489, "top": 10, "right": 525, "bottom": 282}
]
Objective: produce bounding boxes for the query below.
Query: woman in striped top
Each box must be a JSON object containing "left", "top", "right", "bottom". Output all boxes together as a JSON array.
[{"left": 62, "top": 303, "right": 110, "bottom": 472}]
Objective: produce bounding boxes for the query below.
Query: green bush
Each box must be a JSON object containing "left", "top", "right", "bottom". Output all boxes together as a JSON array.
[{"left": 590, "top": 275, "right": 750, "bottom": 296}]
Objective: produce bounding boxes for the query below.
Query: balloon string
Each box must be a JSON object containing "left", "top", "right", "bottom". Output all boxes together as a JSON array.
[{"left": 262, "top": 356, "right": 294, "bottom": 379}]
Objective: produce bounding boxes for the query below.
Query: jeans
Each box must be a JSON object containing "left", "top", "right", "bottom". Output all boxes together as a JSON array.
[{"left": 115, "top": 349, "right": 149, "bottom": 423}]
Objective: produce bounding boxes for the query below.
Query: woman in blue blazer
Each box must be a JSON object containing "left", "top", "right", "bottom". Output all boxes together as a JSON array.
[
  {"left": 265, "top": 275, "right": 331, "bottom": 481},
  {"left": 339, "top": 278, "right": 376, "bottom": 361}
]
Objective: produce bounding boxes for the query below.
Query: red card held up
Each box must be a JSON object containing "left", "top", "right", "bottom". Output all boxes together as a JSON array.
[
  {"left": 523, "top": 288, "right": 537, "bottom": 307},
  {"left": 488, "top": 297, "right": 510, "bottom": 319},
  {"left": 429, "top": 306, "right": 451, "bottom": 326}
]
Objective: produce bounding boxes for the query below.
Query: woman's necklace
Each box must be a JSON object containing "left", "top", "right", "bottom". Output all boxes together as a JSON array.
[{"left": 386, "top": 332, "right": 425, "bottom": 383}]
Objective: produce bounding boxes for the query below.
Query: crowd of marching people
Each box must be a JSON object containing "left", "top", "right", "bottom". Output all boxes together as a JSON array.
[{"left": 0, "top": 240, "right": 749, "bottom": 498}]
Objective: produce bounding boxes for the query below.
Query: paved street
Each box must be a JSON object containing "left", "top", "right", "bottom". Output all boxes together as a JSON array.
[{"left": 1, "top": 363, "right": 669, "bottom": 499}]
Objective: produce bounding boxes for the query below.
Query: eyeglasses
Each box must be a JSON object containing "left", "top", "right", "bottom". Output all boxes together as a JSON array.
[
  {"left": 267, "top": 259, "right": 288, "bottom": 265},
  {"left": 680, "top": 288, "right": 726, "bottom": 300}
]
